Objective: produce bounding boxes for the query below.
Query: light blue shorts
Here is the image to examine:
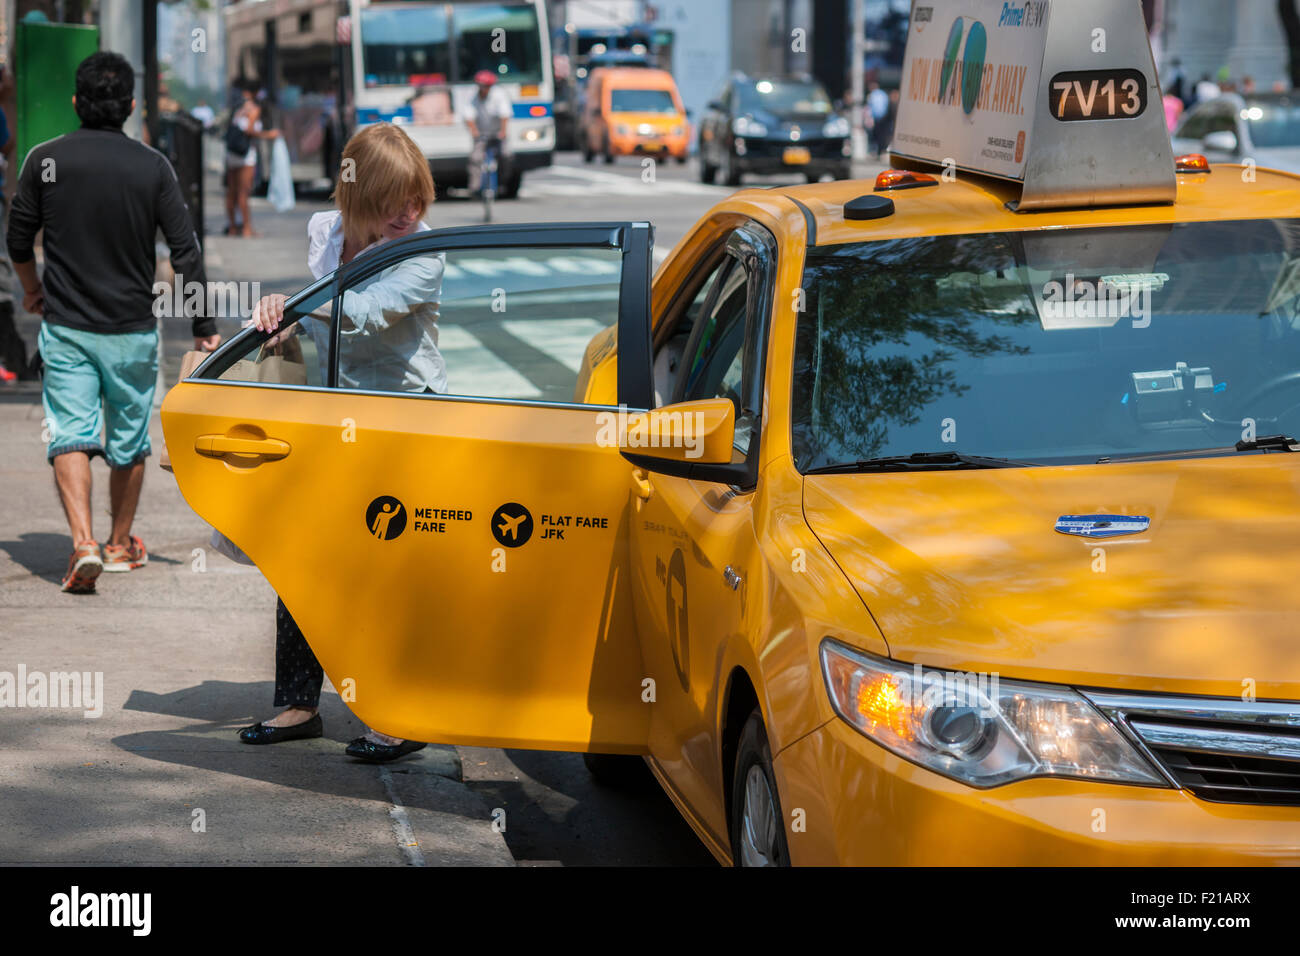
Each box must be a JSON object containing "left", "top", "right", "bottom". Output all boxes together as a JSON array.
[{"left": 39, "top": 322, "right": 159, "bottom": 467}]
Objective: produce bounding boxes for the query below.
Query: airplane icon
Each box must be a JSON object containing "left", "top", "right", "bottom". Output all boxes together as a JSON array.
[{"left": 497, "top": 511, "right": 526, "bottom": 540}]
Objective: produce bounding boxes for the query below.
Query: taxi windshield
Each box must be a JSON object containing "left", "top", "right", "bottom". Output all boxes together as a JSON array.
[
  {"left": 792, "top": 219, "right": 1300, "bottom": 471},
  {"left": 610, "top": 89, "right": 678, "bottom": 113}
]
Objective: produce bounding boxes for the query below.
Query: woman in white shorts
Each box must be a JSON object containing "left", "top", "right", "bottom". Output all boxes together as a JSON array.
[{"left": 223, "top": 80, "right": 278, "bottom": 237}]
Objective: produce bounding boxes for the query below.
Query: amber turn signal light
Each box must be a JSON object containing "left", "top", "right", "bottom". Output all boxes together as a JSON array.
[
  {"left": 1174, "top": 153, "right": 1211, "bottom": 173},
  {"left": 874, "top": 169, "right": 939, "bottom": 191}
]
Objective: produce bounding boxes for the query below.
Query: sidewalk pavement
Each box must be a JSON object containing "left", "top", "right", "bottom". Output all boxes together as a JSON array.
[{"left": 0, "top": 185, "right": 514, "bottom": 865}]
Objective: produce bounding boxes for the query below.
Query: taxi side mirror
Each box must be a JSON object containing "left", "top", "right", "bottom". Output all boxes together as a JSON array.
[{"left": 616, "top": 397, "right": 735, "bottom": 465}]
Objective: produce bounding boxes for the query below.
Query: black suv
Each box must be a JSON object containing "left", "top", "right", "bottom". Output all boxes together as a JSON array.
[{"left": 697, "top": 74, "right": 851, "bottom": 185}]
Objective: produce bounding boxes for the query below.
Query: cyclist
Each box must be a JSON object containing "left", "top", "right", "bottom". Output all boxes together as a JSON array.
[{"left": 461, "top": 69, "right": 512, "bottom": 197}]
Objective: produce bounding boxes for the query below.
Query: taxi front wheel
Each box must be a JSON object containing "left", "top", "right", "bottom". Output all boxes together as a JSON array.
[{"left": 729, "top": 709, "right": 791, "bottom": 867}]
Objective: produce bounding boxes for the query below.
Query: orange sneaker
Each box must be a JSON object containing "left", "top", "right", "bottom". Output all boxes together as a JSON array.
[
  {"left": 62, "top": 542, "right": 103, "bottom": 593},
  {"left": 103, "top": 535, "right": 148, "bottom": 573}
]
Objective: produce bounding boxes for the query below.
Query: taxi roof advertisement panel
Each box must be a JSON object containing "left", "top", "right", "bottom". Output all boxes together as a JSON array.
[
  {"left": 894, "top": 0, "right": 1050, "bottom": 182},
  {"left": 894, "top": 0, "right": 1176, "bottom": 209}
]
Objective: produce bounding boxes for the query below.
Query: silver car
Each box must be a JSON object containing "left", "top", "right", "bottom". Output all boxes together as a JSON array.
[{"left": 1171, "top": 91, "right": 1300, "bottom": 173}]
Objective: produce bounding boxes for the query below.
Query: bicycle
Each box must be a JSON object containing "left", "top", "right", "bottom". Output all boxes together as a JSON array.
[{"left": 479, "top": 136, "right": 502, "bottom": 223}]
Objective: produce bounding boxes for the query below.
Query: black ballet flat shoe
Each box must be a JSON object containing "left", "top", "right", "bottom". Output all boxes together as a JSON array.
[
  {"left": 344, "top": 736, "right": 427, "bottom": 763},
  {"left": 239, "top": 714, "right": 323, "bottom": 745}
]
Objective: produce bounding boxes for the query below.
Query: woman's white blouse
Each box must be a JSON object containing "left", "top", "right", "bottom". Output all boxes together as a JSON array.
[{"left": 304, "top": 210, "right": 448, "bottom": 393}]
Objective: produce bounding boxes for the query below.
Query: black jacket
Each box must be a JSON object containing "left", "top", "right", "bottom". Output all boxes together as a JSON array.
[{"left": 6, "top": 126, "right": 214, "bottom": 338}]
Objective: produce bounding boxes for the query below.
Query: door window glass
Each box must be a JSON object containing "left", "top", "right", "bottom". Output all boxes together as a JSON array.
[
  {"left": 654, "top": 255, "right": 732, "bottom": 405},
  {"left": 338, "top": 244, "right": 625, "bottom": 402},
  {"left": 1175, "top": 107, "right": 1211, "bottom": 139},
  {"left": 1205, "top": 107, "right": 1236, "bottom": 135},
  {"left": 677, "top": 259, "right": 755, "bottom": 454},
  {"left": 216, "top": 281, "right": 333, "bottom": 387}
]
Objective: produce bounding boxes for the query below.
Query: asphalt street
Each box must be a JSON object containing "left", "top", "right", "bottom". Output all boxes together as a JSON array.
[{"left": 1, "top": 148, "right": 884, "bottom": 866}]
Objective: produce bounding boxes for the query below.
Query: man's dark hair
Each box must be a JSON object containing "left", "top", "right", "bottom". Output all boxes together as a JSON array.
[{"left": 74, "top": 51, "right": 135, "bottom": 129}]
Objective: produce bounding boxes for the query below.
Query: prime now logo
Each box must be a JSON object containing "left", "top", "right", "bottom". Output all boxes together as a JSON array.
[
  {"left": 50, "top": 886, "right": 151, "bottom": 936},
  {"left": 152, "top": 275, "right": 261, "bottom": 319},
  {"left": 595, "top": 404, "right": 708, "bottom": 459},
  {"left": 0, "top": 666, "right": 103, "bottom": 718}
]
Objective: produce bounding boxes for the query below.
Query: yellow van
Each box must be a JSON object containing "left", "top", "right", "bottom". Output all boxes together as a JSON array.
[{"left": 582, "top": 66, "right": 690, "bottom": 164}]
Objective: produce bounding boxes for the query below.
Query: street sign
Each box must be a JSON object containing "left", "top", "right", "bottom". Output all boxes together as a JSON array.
[{"left": 893, "top": 0, "right": 1175, "bottom": 210}]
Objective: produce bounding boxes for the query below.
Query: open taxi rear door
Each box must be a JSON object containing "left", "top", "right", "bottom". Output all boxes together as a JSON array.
[{"left": 162, "top": 222, "right": 655, "bottom": 752}]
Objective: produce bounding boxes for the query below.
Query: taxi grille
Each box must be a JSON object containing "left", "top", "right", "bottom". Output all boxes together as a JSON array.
[{"left": 1084, "top": 692, "right": 1300, "bottom": 807}]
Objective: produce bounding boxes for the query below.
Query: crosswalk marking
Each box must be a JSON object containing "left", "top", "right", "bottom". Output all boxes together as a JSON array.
[
  {"left": 438, "top": 324, "right": 542, "bottom": 399},
  {"left": 502, "top": 318, "right": 607, "bottom": 373},
  {"left": 523, "top": 164, "right": 733, "bottom": 199}
]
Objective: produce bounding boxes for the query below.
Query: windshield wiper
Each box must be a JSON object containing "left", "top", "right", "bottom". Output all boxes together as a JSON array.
[
  {"left": 1097, "top": 434, "right": 1300, "bottom": 463},
  {"left": 1237, "top": 434, "right": 1300, "bottom": 452},
  {"left": 806, "top": 452, "right": 1040, "bottom": 474}
]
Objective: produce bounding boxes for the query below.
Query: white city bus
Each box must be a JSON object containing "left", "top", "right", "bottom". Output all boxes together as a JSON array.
[
  {"left": 225, "top": 0, "right": 555, "bottom": 195},
  {"left": 350, "top": 0, "right": 555, "bottom": 196}
]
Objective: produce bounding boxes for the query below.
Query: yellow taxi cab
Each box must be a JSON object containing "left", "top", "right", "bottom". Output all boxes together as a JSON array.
[
  {"left": 582, "top": 66, "right": 691, "bottom": 164},
  {"left": 163, "top": 0, "right": 1300, "bottom": 865}
]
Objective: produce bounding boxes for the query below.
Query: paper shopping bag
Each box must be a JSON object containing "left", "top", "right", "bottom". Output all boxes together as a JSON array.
[{"left": 159, "top": 350, "right": 210, "bottom": 473}]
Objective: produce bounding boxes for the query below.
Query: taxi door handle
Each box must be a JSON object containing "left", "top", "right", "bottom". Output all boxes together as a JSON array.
[
  {"left": 196, "top": 435, "right": 291, "bottom": 461},
  {"left": 630, "top": 467, "right": 654, "bottom": 501}
]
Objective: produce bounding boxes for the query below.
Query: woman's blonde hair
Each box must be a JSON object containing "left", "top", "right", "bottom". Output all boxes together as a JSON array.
[{"left": 332, "top": 123, "right": 436, "bottom": 247}]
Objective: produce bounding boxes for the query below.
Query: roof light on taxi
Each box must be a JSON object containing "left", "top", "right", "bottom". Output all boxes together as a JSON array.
[
  {"left": 1174, "top": 153, "right": 1211, "bottom": 174},
  {"left": 892, "top": 0, "right": 1176, "bottom": 210},
  {"left": 874, "top": 169, "right": 939, "bottom": 192}
]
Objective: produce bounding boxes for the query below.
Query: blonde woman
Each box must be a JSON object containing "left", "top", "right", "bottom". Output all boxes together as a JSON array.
[{"left": 240, "top": 123, "right": 441, "bottom": 762}]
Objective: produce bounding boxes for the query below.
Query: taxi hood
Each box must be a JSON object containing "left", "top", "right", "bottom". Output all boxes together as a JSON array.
[{"left": 803, "top": 456, "right": 1300, "bottom": 699}]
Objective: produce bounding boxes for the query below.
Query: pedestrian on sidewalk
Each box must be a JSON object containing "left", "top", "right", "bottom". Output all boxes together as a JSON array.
[
  {"left": 238, "top": 122, "right": 438, "bottom": 762},
  {"left": 865, "top": 79, "right": 889, "bottom": 158},
  {"left": 224, "top": 79, "right": 280, "bottom": 238},
  {"left": 5, "top": 51, "right": 221, "bottom": 593}
]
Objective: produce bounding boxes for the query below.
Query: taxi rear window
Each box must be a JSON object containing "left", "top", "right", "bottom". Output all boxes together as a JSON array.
[{"left": 791, "top": 219, "right": 1300, "bottom": 471}]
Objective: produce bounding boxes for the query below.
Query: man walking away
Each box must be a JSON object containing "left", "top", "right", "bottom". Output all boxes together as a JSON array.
[{"left": 6, "top": 51, "right": 221, "bottom": 593}]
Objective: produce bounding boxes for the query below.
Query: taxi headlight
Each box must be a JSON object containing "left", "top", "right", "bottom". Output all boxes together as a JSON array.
[
  {"left": 733, "top": 115, "right": 767, "bottom": 137},
  {"left": 820, "top": 639, "right": 1165, "bottom": 788},
  {"left": 822, "top": 116, "right": 850, "bottom": 138}
]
